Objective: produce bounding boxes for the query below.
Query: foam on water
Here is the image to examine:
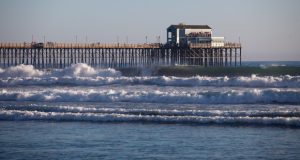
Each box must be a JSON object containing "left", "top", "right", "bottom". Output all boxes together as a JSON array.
[
  {"left": 0, "top": 63, "right": 121, "bottom": 78},
  {"left": 2, "top": 105, "right": 300, "bottom": 118},
  {"left": 51, "top": 63, "right": 121, "bottom": 77},
  {"left": 1, "top": 64, "right": 300, "bottom": 127},
  {"left": 1, "top": 108, "right": 299, "bottom": 127},
  {"left": 1, "top": 88, "right": 299, "bottom": 104},
  {"left": 0, "top": 64, "right": 44, "bottom": 78},
  {"left": 0, "top": 65, "right": 300, "bottom": 87}
]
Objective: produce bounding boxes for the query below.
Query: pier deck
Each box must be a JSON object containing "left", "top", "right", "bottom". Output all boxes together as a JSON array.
[{"left": 0, "top": 42, "right": 241, "bottom": 68}]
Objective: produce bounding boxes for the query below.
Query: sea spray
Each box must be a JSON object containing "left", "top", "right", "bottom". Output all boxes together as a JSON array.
[
  {"left": 0, "top": 64, "right": 44, "bottom": 78},
  {"left": 1, "top": 108, "right": 299, "bottom": 127},
  {"left": 0, "top": 63, "right": 121, "bottom": 78},
  {"left": 1, "top": 63, "right": 300, "bottom": 127},
  {"left": 50, "top": 63, "right": 121, "bottom": 77},
  {"left": 1, "top": 72, "right": 300, "bottom": 88},
  {"left": 1, "top": 88, "right": 299, "bottom": 104}
]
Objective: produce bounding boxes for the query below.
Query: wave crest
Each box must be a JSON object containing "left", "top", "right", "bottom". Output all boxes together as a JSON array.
[
  {"left": 0, "top": 64, "right": 44, "bottom": 78},
  {"left": 1, "top": 108, "right": 299, "bottom": 127},
  {"left": 0, "top": 64, "right": 121, "bottom": 78},
  {"left": 1, "top": 64, "right": 300, "bottom": 87},
  {"left": 1, "top": 89, "right": 299, "bottom": 104}
]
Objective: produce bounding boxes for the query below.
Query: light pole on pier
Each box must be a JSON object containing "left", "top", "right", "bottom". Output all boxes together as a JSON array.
[{"left": 145, "top": 36, "right": 148, "bottom": 44}]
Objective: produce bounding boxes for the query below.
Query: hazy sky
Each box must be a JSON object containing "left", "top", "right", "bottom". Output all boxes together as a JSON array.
[{"left": 0, "top": 0, "right": 299, "bottom": 60}]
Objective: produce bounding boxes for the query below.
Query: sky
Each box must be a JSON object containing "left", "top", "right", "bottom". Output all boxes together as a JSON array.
[{"left": 0, "top": 0, "right": 299, "bottom": 61}]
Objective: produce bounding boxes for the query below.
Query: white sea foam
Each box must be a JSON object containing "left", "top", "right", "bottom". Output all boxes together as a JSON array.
[
  {"left": 1, "top": 64, "right": 299, "bottom": 127},
  {"left": 0, "top": 64, "right": 300, "bottom": 87},
  {"left": 0, "top": 64, "right": 44, "bottom": 78},
  {"left": 3, "top": 105, "right": 300, "bottom": 118},
  {"left": 1, "top": 89, "right": 299, "bottom": 104},
  {"left": 1, "top": 73, "right": 300, "bottom": 88},
  {"left": 0, "top": 63, "right": 121, "bottom": 78},
  {"left": 50, "top": 63, "right": 121, "bottom": 77},
  {"left": 0, "top": 109, "right": 299, "bottom": 127}
]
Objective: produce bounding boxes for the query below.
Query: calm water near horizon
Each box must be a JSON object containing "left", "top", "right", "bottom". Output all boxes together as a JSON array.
[
  {"left": 1, "top": 61, "right": 300, "bottom": 159},
  {"left": 242, "top": 61, "right": 300, "bottom": 67}
]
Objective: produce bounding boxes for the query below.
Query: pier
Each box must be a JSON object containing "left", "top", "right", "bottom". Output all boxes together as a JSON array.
[
  {"left": 0, "top": 42, "right": 241, "bottom": 69},
  {"left": 0, "top": 24, "right": 242, "bottom": 69}
]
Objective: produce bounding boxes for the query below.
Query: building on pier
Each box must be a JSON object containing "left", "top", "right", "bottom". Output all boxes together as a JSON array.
[{"left": 167, "top": 24, "right": 224, "bottom": 47}]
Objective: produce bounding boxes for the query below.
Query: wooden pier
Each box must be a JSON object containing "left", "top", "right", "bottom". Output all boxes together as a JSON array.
[{"left": 0, "top": 42, "right": 241, "bottom": 69}]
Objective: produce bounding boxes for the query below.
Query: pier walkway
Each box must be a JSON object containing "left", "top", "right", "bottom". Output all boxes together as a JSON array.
[{"left": 0, "top": 42, "right": 241, "bottom": 68}]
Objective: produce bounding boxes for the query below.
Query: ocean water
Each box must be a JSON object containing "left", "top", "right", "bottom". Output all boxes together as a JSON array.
[{"left": 1, "top": 62, "right": 300, "bottom": 159}]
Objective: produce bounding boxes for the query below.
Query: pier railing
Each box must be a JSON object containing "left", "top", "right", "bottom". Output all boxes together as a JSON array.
[
  {"left": 0, "top": 42, "right": 241, "bottom": 49},
  {"left": 0, "top": 43, "right": 162, "bottom": 49},
  {"left": 189, "top": 42, "right": 241, "bottom": 48}
]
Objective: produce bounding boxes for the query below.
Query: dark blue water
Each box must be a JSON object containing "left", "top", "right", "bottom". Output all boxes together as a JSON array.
[
  {"left": 1, "top": 122, "right": 300, "bottom": 160},
  {"left": 1, "top": 61, "right": 300, "bottom": 159}
]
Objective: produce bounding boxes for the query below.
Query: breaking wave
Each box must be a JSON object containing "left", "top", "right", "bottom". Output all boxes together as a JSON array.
[
  {"left": 0, "top": 65, "right": 44, "bottom": 77},
  {"left": 0, "top": 64, "right": 300, "bottom": 88},
  {"left": 0, "top": 63, "right": 121, "bottom": 78},
  {"left": 1, "top": 64, "right": 300, "bottom": 128},
  {"left": 1, "top": 89, "right": 299, "bottom": 104},
  {"left": 1, "top": 105, "right": 299, "bottom": 127}
]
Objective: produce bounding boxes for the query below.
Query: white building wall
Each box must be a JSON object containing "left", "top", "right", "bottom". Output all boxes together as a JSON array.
[
  {"left": 184, "top": 29, "right": 212, "bottom": 35},
  {"left": 171, "top": 27, "right": 221, "bottom": 45},
  {"left": 211, "top": 37, "right": 225, "bottom": 47},
  {"left": 176, "top": 29, "right": 180, "bottom": 44},
  {"left": 175, "top": 28, "right": 213, "bottom": 45}
]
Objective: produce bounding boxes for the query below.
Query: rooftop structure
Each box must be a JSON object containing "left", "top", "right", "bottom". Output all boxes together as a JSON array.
[{"left": 167, "top": 24, "right": 224, "bottom": 47}]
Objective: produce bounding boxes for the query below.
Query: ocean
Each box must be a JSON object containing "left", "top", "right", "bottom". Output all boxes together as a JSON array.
[{"left": 1, "top": 61, "right": 300, "bottom": 159}]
